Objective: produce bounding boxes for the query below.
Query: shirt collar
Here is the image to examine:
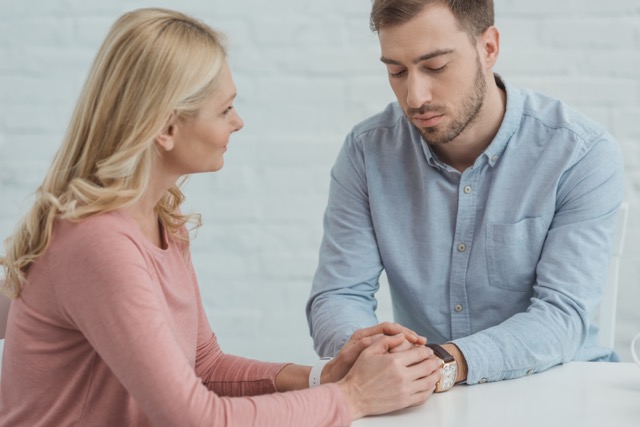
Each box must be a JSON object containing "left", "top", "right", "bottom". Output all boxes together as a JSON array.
[
  {"left": 482, "top": 74, "right": 522, "bottom": 167},
  {"left": 419, "top": 74, "right": 523, "bottom": 171}
]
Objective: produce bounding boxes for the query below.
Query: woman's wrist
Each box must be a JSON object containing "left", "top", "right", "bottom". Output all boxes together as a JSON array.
[
  {"left": 309, "top": 357, "right": 333, "bottom": 387},
  {"left": 337, "top": 378, "right": 363, "bottom": 420},
  {"left": 275, "top": 364, "right": 312, "bottom": 392}
]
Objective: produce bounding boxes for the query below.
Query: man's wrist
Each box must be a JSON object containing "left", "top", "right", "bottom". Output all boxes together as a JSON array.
[{"left": 441, "top": 343, "right": 468, "bottom": 383}]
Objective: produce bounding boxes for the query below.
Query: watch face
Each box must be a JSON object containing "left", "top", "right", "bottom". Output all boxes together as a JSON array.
[
  {"left": 439, "top": 361, "right": 457, "bottom": 391},
  {"left": 425, "top": 344, "right": 458, "bottom": 392}
]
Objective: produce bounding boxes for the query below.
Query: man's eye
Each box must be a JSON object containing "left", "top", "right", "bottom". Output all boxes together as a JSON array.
[
  {"left": 389, "top": 70, "right": 407, "bottom": 78},
  {"left": 427, "top": 64, "right": 448, "bottom": 73}
]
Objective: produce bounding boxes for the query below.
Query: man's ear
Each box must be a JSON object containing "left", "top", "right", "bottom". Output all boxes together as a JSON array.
[
  {"left": 479, "top": 26, "right": 500, "bottom": 70},
  {"left": 155, "top": 113, "right": 178, "bottom": 152}
]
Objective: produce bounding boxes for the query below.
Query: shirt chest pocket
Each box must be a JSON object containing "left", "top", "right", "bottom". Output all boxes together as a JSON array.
[{"left": 485, "top": 217, "right": 547, "bottom": 292}]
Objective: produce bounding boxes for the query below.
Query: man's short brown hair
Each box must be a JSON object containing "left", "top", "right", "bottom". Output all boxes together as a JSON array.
[{"left": 370, "top": 0, "right": 494, "bottom": 40}]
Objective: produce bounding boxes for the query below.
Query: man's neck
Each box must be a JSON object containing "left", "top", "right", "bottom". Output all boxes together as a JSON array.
[{"left": 430, "top": 76, "right": 507, "bottom": 173}]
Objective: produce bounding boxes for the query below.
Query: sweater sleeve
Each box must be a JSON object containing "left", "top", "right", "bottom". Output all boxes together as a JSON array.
[
  {"left": 52, "top": 217, "right": 351, "bottom": 427},
  {"left": 182, "top": 237, "right": 297, "bottom": 397}
]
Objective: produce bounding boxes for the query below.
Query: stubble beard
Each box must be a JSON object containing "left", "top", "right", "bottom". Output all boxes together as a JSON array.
[{"left": 410, "top": 56, "right": 487, "bottom": 146}]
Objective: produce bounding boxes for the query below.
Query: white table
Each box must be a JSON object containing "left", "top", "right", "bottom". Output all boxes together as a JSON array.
[{"left": 353, "top": 362, "right": 640, "bottom": 427}]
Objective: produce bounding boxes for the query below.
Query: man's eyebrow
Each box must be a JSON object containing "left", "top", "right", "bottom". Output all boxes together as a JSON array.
[{"left": 380, "top": 48, "right": 455, "bottom": 65}]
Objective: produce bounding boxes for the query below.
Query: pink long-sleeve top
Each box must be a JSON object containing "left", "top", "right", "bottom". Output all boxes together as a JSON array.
[{"left": 0, "top": 210, "right": 351, "bottom": 426}]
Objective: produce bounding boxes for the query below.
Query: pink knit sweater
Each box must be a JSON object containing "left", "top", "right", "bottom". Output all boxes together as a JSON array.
[{"left": 0, "top": 210, "right": 350, "bottom": 426}]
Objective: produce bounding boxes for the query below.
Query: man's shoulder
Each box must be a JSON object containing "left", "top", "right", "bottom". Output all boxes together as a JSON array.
[
  {"left": 518, "top": 87, "right": 609, "bottom": 142},
  {"left": 349, "top": 102, "right": 409, "bottom": 139}
]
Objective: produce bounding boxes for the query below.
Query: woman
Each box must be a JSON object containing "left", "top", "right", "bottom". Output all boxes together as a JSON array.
[{"left": 0, "top": 8, "right": 441, "bottom": 426}]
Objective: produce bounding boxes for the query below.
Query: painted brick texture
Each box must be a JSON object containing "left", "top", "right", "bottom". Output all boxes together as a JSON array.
[{"left": 1, "top": 0, "right": 639, "bottom": 364}]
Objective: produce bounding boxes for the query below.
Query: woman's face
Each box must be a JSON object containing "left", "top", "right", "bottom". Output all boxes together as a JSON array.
[{"left": 164, "top": 60, "right": 244, "bottom": 175}]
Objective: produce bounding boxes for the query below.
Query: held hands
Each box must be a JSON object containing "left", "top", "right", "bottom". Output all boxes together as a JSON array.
[
  {"left": 337, "top": 333, "right": 442, "bottom": 420},
  {"left": 321, "top": 322, "right": 427, "bottom": 384},
  {"left": 318, "top": 322, "right": 441, "bottom": 420}
]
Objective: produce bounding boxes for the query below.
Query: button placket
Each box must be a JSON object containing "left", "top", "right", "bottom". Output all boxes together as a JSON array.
[{"left": 449, "top": 172, "right": 478, "bottom": 339}]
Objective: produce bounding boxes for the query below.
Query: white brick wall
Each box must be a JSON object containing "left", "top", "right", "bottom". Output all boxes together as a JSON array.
[{"left": 1, "top": 0, "right": 639, "bottom": 365}]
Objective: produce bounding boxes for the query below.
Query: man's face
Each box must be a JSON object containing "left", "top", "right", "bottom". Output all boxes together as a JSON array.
[{"left": 379, "top": 3, "right": 488, "bottom": 146}]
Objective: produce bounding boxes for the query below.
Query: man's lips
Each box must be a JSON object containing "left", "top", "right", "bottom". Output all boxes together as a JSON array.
[{"left": 412, "top": 113, "right": 444, "bottom": 127}]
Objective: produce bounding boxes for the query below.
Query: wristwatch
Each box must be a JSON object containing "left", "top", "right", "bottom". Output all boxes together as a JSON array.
[{"left": 425, "top": 343, "right": 458, "bottom": 392}]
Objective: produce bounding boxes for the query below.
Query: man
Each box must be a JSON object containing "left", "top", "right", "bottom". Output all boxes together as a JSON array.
[{"left": 306, "top": 0, "right": 624, "bottom": 390}]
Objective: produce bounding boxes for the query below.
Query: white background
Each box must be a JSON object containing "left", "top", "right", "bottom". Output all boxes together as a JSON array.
[{"left": 1, "top": 0, "right": 639, "bottom": 365}]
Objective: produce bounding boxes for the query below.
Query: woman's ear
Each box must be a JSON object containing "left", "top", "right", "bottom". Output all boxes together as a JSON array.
[{"left": 155, "top": 113, "right": 178, "bottom": 151}]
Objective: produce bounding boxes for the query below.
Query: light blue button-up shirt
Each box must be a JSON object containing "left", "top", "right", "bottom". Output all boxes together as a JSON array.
[{"left": 306, "top": 78, "right": 624, "bottom": 384}]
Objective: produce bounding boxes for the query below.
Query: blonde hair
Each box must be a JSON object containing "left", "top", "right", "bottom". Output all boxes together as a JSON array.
[{"left": 1, "top": 8, "right": 228, "bottom": 297}]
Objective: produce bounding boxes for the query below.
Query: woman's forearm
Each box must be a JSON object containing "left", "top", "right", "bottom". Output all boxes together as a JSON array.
[{"left": 274, "top": 364, "right": 312, "bottom": 392}]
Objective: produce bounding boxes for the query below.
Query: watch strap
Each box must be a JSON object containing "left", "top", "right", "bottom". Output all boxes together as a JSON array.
[
  {"left": 425, "top": 343, "right": 454, "bottom": 363},
  {"left": 308, "top": 357, "right": 332, "bottom": 388}
]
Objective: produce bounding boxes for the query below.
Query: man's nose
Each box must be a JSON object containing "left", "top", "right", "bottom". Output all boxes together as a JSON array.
[{"left": 406, "top": 74, "right": 433, "bottom": 109}]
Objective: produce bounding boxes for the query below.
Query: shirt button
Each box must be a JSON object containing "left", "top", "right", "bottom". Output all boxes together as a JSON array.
[
  {"left": 454, "top": 304, "right": 464, "bottom": 313},
  {"left": 463, "top": 185, "right": 472, "bottom": 194},
  {"left": 527, "top": 369, "right": 534, "bottom": 375},
  {"left": 491, "top": 155, "right": 498, "bottom": 162},
  {"left": 479, "top": 378, "right": 487, "bottom": 384},
  {"left": 457, "top": 243, "right": 466, "bottom": 252}
]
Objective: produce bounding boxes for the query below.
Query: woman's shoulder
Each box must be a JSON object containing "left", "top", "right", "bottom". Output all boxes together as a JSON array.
[
  {"left": 32, "top": 210, "right": 150, "bottom": 287},
  {"left": 53, "top": 210, "right": 141, "bottom": 251}
]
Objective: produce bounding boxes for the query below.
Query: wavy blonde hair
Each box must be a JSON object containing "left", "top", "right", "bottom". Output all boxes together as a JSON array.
[{"left": 1, "top": 8, "right": 228, "bottom": 298}]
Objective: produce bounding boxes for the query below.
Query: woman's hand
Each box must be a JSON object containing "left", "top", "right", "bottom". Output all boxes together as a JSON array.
[
  {"left": 322, "top": 322, "right": 426, "bottom": 384},
  {"left": 337, "top": 333, "right": 441, "bottom": 420}
]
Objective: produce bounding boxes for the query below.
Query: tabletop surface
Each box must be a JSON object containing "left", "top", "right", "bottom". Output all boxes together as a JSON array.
[{"left": 352, "top": 362, "right": 640, "bottom": 427}]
